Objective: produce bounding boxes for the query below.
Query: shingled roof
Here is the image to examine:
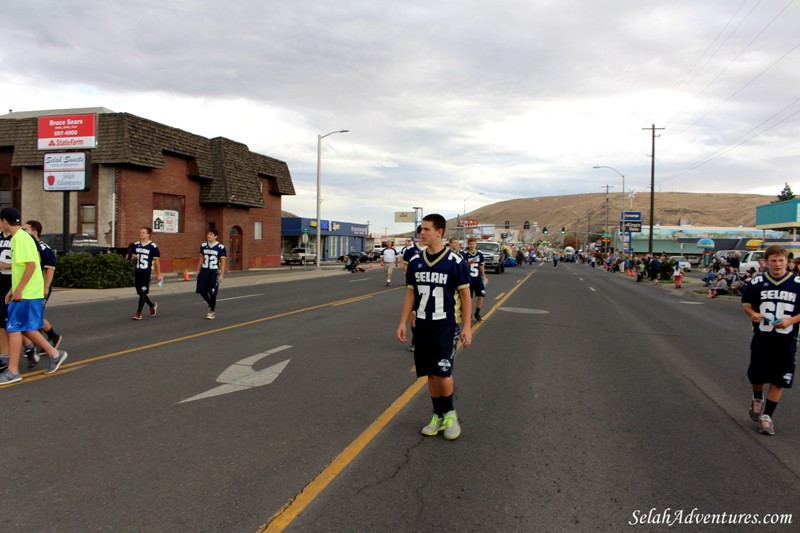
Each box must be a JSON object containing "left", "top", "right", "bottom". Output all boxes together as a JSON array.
[{"left": 0, "top": 111, "right": 294, "bottom": 207}]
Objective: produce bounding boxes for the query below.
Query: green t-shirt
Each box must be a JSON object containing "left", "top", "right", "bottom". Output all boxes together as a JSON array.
[{"left": 11, "top": 229, "right": 44, "bottom": 300}]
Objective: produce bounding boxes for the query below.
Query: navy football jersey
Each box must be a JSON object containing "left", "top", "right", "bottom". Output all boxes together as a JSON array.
[
  {"left": 37, "top": 239, "right": 57, "bottom": 270},
  {"left": 406, "top": 247, "right": 470, "bottom": 325},
  {"left": 200, "top": 241, "right": 226, "bottom": 271},
  {"left": 0, "top": 231, "right": 11, "bottom": 290},
  {"left": 402, "top": 244, "right": 423, "bottom": 265},
  {"left": 130, "top": 240, "right": 160, "bottom": 274},
  {"left": 742, "top": 271, "right": 800, "bottom": 337},
  {"left": 460, "top": 250, "right": 485, "bottom": 278}
]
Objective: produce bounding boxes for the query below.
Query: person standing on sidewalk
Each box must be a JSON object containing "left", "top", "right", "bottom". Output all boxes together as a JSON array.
[
  {"left": 196, "top": 229, "right": 226, "bottom": 320},
  {"left": 128, "top": 227, "right": 162, "bottom": 320},
  {"left": 396, "top": 213, "right": 472, "bottom": 440},
  {"left": 0, "top": 208, "right": 67, "bottom": 385},
  {"left": 741, "top": 245, "right": 800, "bottom": 436}
]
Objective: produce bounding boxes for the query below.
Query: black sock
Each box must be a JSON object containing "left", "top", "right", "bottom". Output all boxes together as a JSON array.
[
  {"left": 137, "top": 295, "right": 146, "bottom": 313},
  {"left": 46, "top": 328, "right": 59, "bottom": 341},
  {"left": 753, "top": 390, "right": 764, "bottom": 400},
  {"left": 475, "top": 308, "right": 481, "bottom": 314},
  {"left": 441, "top": 394, "right": 454, "bottom": 413},
  {"left": 765, "top": 400, "right": 778, "bottom": 417},
  {"left": 431, "top": 397, "right": 444, "bottom": 416}
]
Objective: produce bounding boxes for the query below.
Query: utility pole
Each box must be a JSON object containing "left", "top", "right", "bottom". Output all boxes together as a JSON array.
[
  {"left": 601, "top": 185, "right": 613, "bottom": 253},
  {"left": 643, "top": 124, "right": 664, "bottom": 255}
]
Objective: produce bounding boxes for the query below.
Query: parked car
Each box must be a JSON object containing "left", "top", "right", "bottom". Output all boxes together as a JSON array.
[
  {"left": 41, "top": 233, "right": 110, "bottom": 255},
  {"left": 669, "top": 255, "right": 692, "bottom": 272},
  {"left": 283, "top": 247, "right": 317, "bottom": 265},
  {"left": 475, "top": 241, "right": 506, "bottom": 273}
]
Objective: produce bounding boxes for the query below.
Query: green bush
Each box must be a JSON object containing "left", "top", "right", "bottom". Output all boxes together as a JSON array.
[{"left": 53, "top": 252, "right": 135, "bottom": 289}]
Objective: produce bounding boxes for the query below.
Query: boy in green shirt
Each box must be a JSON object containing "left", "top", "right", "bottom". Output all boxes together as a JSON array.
[{"left": 0, "top": 208, "right": 67, "bottom": 385}]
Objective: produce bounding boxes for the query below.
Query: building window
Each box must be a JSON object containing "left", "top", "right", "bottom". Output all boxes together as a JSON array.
[
  {"left": 0, "top": 174, "right": 21, "bottom": 210},
  {"left": 153, "top": 193, "right": 185, "bottom": 233},
  {"left": 254, "top": 221, "right": 263, "bottom": 240},
  {"left": 81, "top": 204, "right": 97, "bottom": 236}
]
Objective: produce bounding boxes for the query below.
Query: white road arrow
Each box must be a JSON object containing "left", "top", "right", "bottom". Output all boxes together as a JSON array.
[{"left": 179, "top": 345, "right": 292, "bottom": 404}]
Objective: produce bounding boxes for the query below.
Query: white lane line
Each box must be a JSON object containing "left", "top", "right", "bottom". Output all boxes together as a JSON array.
[
  {"left": 216, "top": 294, "right": 264, "bottom": 302},
  {"left": 348, "top": 278, "right": 371, "bottom": 283}
]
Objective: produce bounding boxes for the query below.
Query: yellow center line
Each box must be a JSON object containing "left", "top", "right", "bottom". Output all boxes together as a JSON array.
[{"left": 259, "top": 270, "right": 534, "bottom": 532}]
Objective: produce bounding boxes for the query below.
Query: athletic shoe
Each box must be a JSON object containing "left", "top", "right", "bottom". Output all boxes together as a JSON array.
[
  {"left": 386, "top": 280, "right": 391, "bottom": 286},
  {"left": 442, "top": 410, "right": 461, "bottom": 440},
  {"left": 132, "top": 312, "right": 142, "bottom": 320},
  {"left": 758, "top": 414, "right": 775, "bottom": 435},
  {"left": 150, "top": 302, "right": 158, "bottom": 316},
  {"left": 421, "top": 414, "right": 444, "bottom": 436},
  {"left": 206, "top": 311, "right": 216, "bottom": 320},
  {"left": 0, "top": 356, "right": 7, "bottom": 373},
  {"left": 474, "top": 313, "right": 482, "bottom": 322},
  {"left": 23, "top": 344, "right": 35, "bottom": 359},
  {"left": 0, "top": 370, "right": 22, "bottom": 385},
  {"left": 27, "top": 352, "right": 41, "bottom": 369},
  {"left": 44, "top": 350, "right": 68, "bottom": 375},
  {"left": 749, "top": 398, "right": 765, "bottom": 422}
]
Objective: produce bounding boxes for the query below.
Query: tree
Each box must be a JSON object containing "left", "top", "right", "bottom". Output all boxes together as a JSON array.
[{"left": 772, "top": 182, "right": 795, "bottom": 203}]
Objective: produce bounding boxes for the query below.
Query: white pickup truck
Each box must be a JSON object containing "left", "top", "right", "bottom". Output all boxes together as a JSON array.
[{"left": 738, "top": 250, "right": 764, "bottom": 274}]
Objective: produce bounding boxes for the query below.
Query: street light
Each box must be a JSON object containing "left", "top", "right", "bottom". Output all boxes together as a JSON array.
[
  {"left": 593, "top": 166, "right": 625, "bottom": 254},
  {"left": 315, "top": 129, "right": 349, "bottom": 270}
]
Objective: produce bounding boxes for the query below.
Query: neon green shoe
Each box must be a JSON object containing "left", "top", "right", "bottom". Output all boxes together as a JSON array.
[
  {"left": 442, "top": 410, "right": 461, "bottom": 440},
  {"left": 421, "top": 414, "right": 444, "bottom": 436}
]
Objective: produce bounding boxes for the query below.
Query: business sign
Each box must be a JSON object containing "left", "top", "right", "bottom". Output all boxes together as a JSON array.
[
  {"left": 42, "top": 152, "right": 89, "bottom": 191},
  {"left": 153, "top": 209, "right": 179, "bottom": 234},
  {"left": 620, "top": 211, "right": 643, "bottom": 223},
  {"left": 462, "top": 217, "right": 479, "bottom": 228},
  {"left": 38, "top": 114, "right": 97, "bottom": 149},
  {"left": 394, "top": 211, "right": 416, "bottom": 223},
  {"left": 624, "top": 222, "right": 642, "bottom": 233}
]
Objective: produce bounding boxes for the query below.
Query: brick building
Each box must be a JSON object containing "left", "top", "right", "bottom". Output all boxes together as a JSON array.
[{"left": 0, "top": 108, "right": 295, "bottom": 272}]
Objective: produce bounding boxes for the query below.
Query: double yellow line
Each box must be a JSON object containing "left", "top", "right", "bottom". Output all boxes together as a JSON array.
[{"left": 260, "top": 271, "right": 533, "bottom": 532}]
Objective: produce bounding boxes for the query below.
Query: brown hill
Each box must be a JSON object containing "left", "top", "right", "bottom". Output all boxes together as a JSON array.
[{"left": 461, "top": 192, "right": 773, "bottom": 234}]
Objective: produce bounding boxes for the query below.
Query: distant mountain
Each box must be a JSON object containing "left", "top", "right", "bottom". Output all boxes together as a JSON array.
[{"left": 456, "top": 192, "right": 774, "bottom": 234}]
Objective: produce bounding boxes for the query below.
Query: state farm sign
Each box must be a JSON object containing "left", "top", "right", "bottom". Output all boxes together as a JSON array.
[
  {"left": 43, "top": 152, "right": 90, "bottom": 191},
  {"left": 38, "top": 114, "right": 97, "bottom": 149}
]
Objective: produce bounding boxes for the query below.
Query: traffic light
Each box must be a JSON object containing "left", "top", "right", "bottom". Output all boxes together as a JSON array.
[
  {"left": 504, "top": 220, "right": 510, "bottom": 229},
  {"left": 561, "top": 227, "right": 565, "bottom": 234},
  {"left": 543, "top": 227, "right": 548, "bottom": 234},
  {"left": 523, "top": 221, "right": 530, "bottom": 229}
]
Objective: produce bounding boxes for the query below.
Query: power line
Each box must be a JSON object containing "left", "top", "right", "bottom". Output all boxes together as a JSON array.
[{"left": 659, "top": 101, "right": 800, "bottom": 184}]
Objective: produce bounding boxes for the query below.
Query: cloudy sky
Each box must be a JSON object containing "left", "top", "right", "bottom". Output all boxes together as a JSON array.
[{"left": 2, "top": 0, "right": 798, "bottom": 235}]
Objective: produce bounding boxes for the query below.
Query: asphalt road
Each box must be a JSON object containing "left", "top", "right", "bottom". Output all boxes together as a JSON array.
[{"left": 1, "top": 263, "right": 798, "bottom": 532}]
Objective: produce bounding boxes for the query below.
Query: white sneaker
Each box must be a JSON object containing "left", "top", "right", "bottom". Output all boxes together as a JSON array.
[
  {"left": 758, "top": 414, "right": 775, "bottom": 435},
  {"left": 421, "top": 414, "right": 444, "bottom": 436},
  {"left": 442, "top": 410, "right": 461, "bottom": 440}
]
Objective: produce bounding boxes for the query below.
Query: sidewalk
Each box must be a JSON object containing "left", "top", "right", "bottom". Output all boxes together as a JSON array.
[{"left": 46, "top": 263, "right": 354, "bottom": 307}]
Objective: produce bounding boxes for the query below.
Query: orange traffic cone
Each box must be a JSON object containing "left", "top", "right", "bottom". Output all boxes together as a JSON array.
[
  {"left": 183, "top": 269, "right": 190, "bottom": 281},
  {"left": 371, "top": 261, "right": 375, "bottom": 270}
]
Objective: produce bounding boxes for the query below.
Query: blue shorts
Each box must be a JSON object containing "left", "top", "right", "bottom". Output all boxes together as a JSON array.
[
  {"left": 469, "top": 277, "right": 486, "bottom": 297},
  {"left": 748, "top": 333, "right": 797, "bottom": 389},
  {"left": 196, "top": 270, "right": 220, "bottom": 295},
  {"left": 413, "top": 322, "right": 460, "bottom": 378},
  {"left": 6, "top": 299, "right": 45, "bottom": 333},
  {"left": 135, "top": 271, "right": 152, "bottom": 295}
]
